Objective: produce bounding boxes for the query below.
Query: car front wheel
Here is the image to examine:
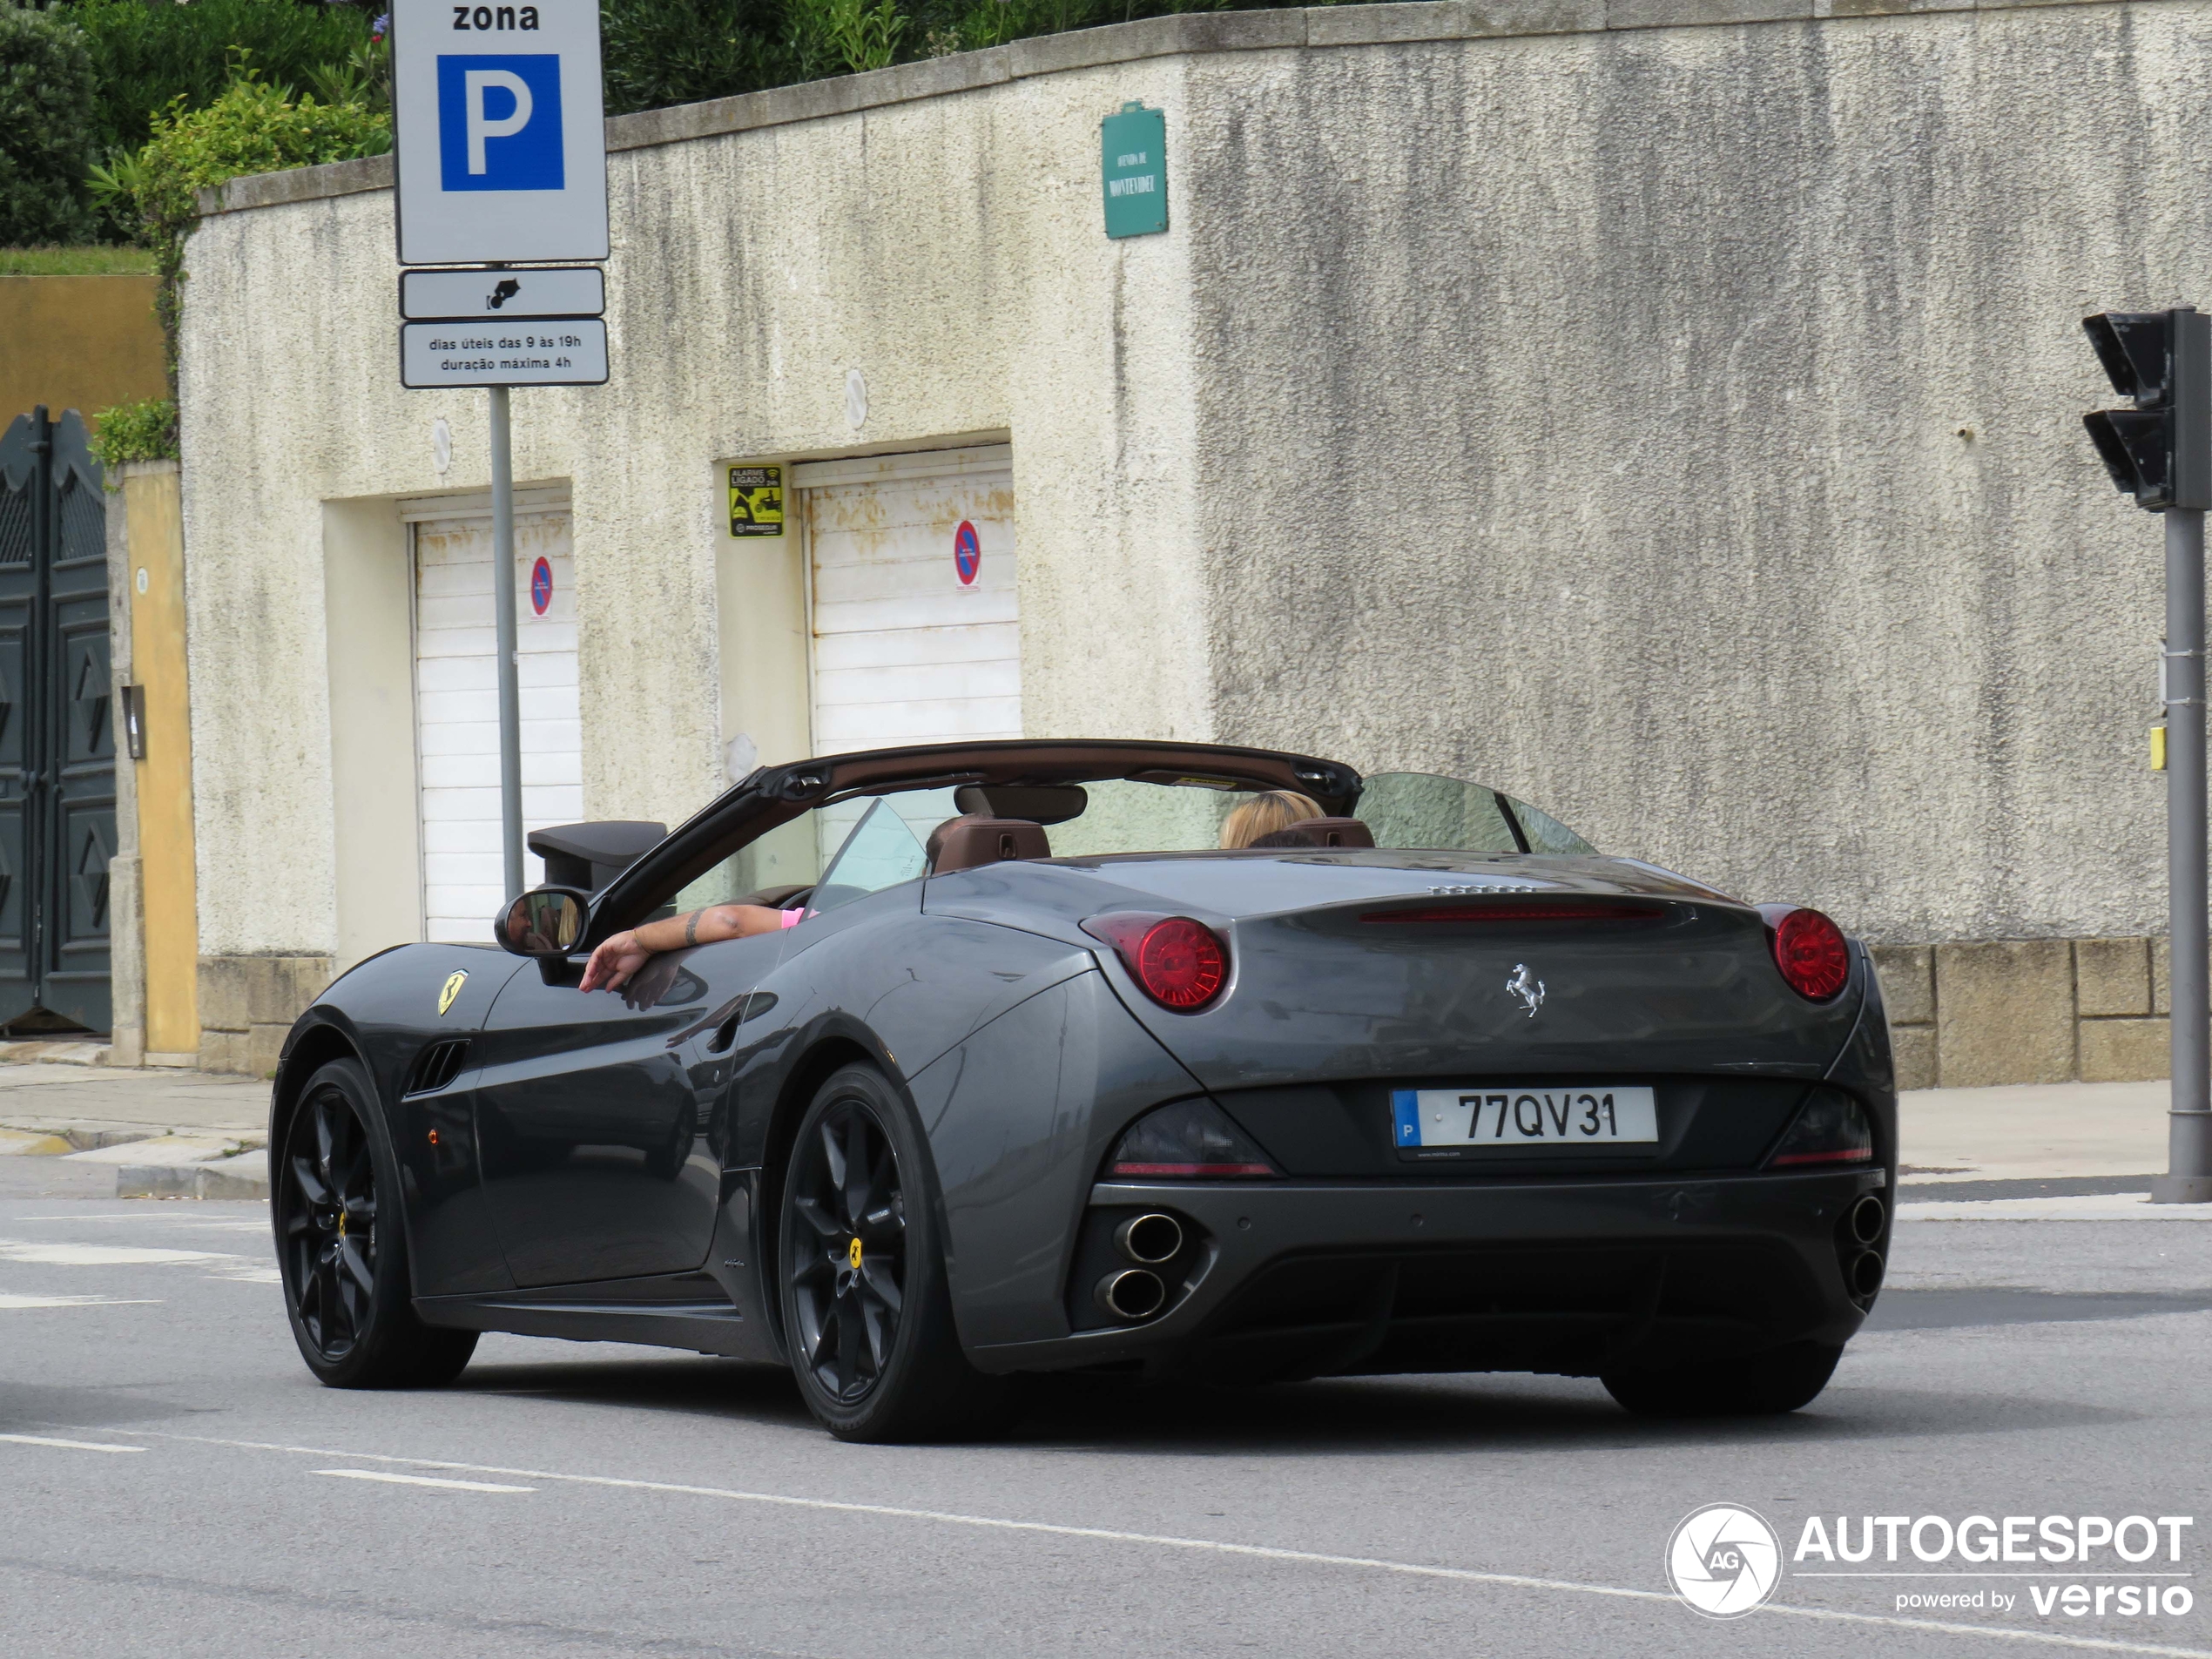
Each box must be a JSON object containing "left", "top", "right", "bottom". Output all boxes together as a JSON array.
[
  {"left": 776, "top": 1063, "right": 1013, "bottom": 1442},
  {"left": 276, "top": 1058, "right": 477, "bottom": 1389}
]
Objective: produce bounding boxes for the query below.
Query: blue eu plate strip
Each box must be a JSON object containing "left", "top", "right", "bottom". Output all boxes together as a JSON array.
[{"left": 1392, "top": 1089, "right": 1420, "bottom": 1147}]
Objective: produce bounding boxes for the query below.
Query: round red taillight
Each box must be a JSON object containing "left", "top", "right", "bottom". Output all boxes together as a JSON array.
[
  {"left": 1772, "top": 907, "right": 1851, "bottom": 1001},
  {"left": 1133, "top": 918, "right": 1228, "bottom": 1010}
]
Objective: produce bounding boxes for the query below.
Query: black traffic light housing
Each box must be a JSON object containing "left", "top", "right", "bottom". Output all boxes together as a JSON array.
[{"left": 2083, "top": 307, "right": 2211, "bottom": 510}]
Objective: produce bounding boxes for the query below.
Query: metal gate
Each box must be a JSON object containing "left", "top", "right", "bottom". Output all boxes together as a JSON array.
[{"left": 0, "top": 408, "right": 113, "bottom": 1034}]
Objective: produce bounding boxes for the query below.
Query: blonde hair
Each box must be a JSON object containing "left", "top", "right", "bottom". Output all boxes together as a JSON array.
[{"left": 1220, "top": 790, "right": 1325, "bottom": 850}]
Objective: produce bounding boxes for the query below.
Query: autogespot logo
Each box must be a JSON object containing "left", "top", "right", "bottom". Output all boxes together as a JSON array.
[{"left": 1668, "top": 1504, "right": 1784, "bottom": 1618}]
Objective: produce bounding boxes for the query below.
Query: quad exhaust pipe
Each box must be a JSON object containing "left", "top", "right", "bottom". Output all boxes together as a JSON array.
[
  {"left": 1096, "top": 1268, "right": 1167, "bottom": 1322},
  {"left": 1848, "top": 1194, "right": 1887, "bottom": 1247},
  {"left": 1115, "top": 1212, "right": 1184, "bottom": 1265},
  {"left": 1849, "top": 1249, "right": 1885, "bottom": 1298}
]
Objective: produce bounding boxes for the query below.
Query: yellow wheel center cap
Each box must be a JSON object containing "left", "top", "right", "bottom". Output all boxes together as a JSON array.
[{"left": 846, "top": 1237, "right": 863, "bottom": 1271}]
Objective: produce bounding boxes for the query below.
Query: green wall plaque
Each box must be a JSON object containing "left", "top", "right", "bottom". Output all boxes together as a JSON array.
[{"left": 1101, "top": 102, "right": 1167, "bottom": 239}]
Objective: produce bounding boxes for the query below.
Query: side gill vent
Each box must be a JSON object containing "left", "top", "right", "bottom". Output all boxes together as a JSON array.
[{"left": 405, "top": 1038, "right": 471, "bottom": 1096}]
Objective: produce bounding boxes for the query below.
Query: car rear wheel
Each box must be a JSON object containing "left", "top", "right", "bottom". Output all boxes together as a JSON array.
[
  {"left": 1601, "top": 1340, "right": 1842, "bottom": 1417},
  {"left": 777, "top": 1063, "right": 1013, "bottom": 1442},
  {"left": 276, "top": 1058, "right": 479, "bottom": 1389}
]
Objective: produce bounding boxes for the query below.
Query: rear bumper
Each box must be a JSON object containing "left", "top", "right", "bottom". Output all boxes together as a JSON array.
[{"left": 966, "top": 1167, "right": 1888, "bottom": 1379}]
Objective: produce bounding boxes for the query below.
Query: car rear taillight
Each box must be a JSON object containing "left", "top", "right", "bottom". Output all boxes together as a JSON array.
[
  {"left": 1764, "top": 905, "right": 1851, "bottom": 1001},
  {"left": 1766, "top": 1089, "right": 1875, "bottom": 1168},
  {"left": 1081, "top": 914, "right": 1230, "bottom": 1011},
  {"left": 1105, "top": 1099, "right": 1278, "bottom": 1178}
]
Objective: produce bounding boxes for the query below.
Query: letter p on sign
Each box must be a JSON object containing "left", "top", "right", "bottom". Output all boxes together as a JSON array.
[{"left": 437, "top": 55, "right": 563, "bottom": 190}]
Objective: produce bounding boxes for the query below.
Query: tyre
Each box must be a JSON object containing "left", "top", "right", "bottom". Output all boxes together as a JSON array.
[
  {"left": 1601, "top": 1340, "right": 1842, "bottom": 1418},
  {"left": 275, "top": 1058, "right": 479, "bottom": 1389},
  {"left": 776, "top": 1062, "right": 1013, "bottom": 1442}
]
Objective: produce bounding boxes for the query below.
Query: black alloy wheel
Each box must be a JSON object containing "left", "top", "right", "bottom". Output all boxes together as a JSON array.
[
  {"left": 283, "top": 1083, "right": 379, "bottom": 1360},
  {"left": 775, "top": 1064, "right": 1016, "bottom": 1442},
  {"left": 275, "top": 1058, "right": 479, "bottom": 1389},
  {"left": 785, "top": 1096, "right": 908, "bottom": 1406}
]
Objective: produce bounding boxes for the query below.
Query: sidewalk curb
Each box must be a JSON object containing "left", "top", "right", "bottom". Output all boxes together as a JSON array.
[{"left": 118, "top": 1161, "right": 270, "bottom": 1200}]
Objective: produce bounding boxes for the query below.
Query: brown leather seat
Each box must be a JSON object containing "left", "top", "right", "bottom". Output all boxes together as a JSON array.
[
  {"left": 1284, "top": 816, "right": 1375, "bottom": 849},
  {"left": 926, "top": 815, "right": 1051, "bottom": 874}
]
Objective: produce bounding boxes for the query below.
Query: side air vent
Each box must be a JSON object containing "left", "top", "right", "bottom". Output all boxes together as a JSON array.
[{"left": 405, "top": 1038, "right": 472, "bottom": 1096}]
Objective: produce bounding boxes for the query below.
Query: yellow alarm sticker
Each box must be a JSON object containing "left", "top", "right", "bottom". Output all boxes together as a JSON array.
[
  {"left": 729, "top": 465, "right": 784, "bottom": 537},
  {"left": 438, "top": 971, "right": 468, "bottom": 1016}
]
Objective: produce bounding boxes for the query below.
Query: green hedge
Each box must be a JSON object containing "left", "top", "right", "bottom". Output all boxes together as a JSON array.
[
  {"left": 0, "top": 2, "right": 102, "bottom": 246},
  {"left": 64, "top": 0, "right": 378, "bottom": 156}
]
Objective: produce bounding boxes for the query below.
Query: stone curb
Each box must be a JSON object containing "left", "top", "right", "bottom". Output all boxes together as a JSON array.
[{"left": 0, "top": 1041, "right": 111, "bottom": 1067}]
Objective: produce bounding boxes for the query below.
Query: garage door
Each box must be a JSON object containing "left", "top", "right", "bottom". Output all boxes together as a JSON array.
[
  {"left": 410, "top": 503, "right": 582, "bottom": 942},
  {"left": 798, "top": 445, "right": 1019, "bottom": 759}
]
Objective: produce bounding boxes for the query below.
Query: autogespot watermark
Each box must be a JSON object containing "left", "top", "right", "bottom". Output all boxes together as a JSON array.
[
  {"left": 1666, "top": 1505, "right": 1784, "bottom": 1617},
  {"left": 1666, "top": 1505, "right": 2197, "bottom": 1624}
]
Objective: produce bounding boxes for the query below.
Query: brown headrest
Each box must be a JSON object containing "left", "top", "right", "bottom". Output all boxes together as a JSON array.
[
  {"left": 1284, "top": 816, "right": 1375, "bottom": 849},
  {"left": 926, "top": 815, "right": 1052, "bottom": 875}
]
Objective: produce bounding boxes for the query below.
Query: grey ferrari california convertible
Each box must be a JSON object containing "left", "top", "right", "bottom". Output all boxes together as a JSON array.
[{"left": 271, "top": 739, "right": 1892, "bottom": 1441}]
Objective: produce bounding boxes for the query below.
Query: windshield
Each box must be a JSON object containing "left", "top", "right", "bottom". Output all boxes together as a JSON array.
[
  {"left": 1351, "top": 772, "right": 1595, "bottom": 855},
  {"left": 669, "top": 765, "right": 1594, "bottom": 915}
]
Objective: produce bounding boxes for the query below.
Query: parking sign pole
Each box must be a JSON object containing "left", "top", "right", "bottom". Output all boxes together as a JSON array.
[
  {"left": 2161, "top": 504, "right": 2212, "bottom": 1200},
  {"left": 488, "top": 383, "right": 525, "bottom": 902}
]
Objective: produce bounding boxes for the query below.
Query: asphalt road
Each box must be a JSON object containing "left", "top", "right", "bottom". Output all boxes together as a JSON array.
[{"left": 1, "top": 1182, "right": 2209, "bottom": 1659}]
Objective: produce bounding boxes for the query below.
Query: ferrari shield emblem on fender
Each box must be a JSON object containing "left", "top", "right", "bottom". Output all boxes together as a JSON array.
[
  {"left": 1506, "top": 963, "right": 1545, "bottom": 1018},
  {"left": 438, "top": 971, "right": 468, "bottom": 1016}
]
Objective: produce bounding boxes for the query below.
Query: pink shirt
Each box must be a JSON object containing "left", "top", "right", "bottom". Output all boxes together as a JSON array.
[{"left": 780, "top": 907, "right": 804, "bottom": 929}]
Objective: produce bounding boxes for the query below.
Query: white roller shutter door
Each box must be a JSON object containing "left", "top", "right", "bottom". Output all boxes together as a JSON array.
[
  {"left": 800, "top": 447, "right": 1019, "bottom": 757},
  {"left": 410, "top": 505, "right": 583, "bottom": 941}
]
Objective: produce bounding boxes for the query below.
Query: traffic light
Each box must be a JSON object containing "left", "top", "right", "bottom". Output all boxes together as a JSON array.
[{"left": 2082, "top": 307, "right": 2210, "bottom": 510}]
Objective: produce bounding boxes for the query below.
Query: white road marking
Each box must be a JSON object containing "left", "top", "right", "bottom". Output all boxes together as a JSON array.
[
  {"left": 313, "top": 1468, "right": 534, "bottom": 1494},
  {"left": 111, "top": 1429, "right": 2212, "bottom": 1659},
  {"left": 0, "top": 1293, "right": 161, "bottom": 1309},
  {"left": 14, "top": 1216, "right": 269, "bottom": 1231},
  {"left": 0, "top": 1238, "right": 280, "bottom": 1284},
  {"left": 0, "top": 1240, "right": 231, "bottom": 1265},
  {"left": 0, "top": 1433, "right": 147, "bottom": 1453},
  {"left": 1898, "top": 1195, "right": 2212, "bottom": 1221}
]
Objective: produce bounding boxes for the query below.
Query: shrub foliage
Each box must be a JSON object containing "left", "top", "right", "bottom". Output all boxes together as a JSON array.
[
  {"left": 0, "top": 1, "right": 102, "bottom": 246},
  {"left": 88, "top": 395, "right": 179, "bottom": 469},
  {"left": 64, "top": 0, "right": 378, "bottom": 156},
  {"left": 91, "top": 61, "right": 389, "bottom": 389}
]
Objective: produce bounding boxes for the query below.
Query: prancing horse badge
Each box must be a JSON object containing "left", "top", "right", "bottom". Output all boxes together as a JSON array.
[
  {"left": 438, "top": 971, "right": 468, "bottom": 1016},
  {"left": 1506, "top": 962, "right": 1545, "bottom": 1017}
]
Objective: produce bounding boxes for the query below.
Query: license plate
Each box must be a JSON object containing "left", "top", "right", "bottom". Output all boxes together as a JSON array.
[{"left": 1393, "top": 1085, "right": 1659, "bottom": 1149}]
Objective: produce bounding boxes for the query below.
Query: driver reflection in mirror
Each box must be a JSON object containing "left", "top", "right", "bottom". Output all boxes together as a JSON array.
[{"left": 578, "top": 901, "right": 801, "bottom": 994}]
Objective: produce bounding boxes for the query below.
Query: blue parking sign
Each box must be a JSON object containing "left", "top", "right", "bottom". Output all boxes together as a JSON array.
[
  {"left": 392, "top": 0, "right": 607, "bottom": 264},
  {"left": 436, "top": 55, "right": 563, "bottom": 191}
]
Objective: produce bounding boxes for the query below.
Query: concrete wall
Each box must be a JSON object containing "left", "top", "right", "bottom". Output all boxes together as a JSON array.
[
  {"left": 175, "top": 0, "right": 2212, "bottom": 1076},
  {"left": 1181, "top": 2, "right": 2198, "bottom": 953},
  {"left": 0, "top": 276, "right": 165, "bottom": 423}
]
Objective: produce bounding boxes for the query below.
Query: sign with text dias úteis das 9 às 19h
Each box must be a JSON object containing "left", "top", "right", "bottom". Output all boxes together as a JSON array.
[
  {"left": 391, "top": 0, "right": 608, "bottom": 266},
  {"left": 400, "top": 318, "right": 609, "bottom": 388},
  {"left": 1100, "top": 102, "right": 1166, "bottom": 239}
]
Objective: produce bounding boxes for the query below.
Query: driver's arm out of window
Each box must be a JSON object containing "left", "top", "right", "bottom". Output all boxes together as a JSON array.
[{"left": 579, "top": 903, "right": 799, "bottom": 994}]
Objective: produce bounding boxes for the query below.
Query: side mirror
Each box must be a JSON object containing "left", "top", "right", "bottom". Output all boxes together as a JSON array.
[{"left": 493, "top": 887, "right": 590, "bottom": 957}]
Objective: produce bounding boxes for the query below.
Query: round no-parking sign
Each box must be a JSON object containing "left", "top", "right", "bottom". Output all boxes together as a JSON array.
[
  {"left": 530, "top": 556, "right": 553, "bottom": 615},
  {"left": 954, "top": 521, "right": 980, "bottom": 586}
]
